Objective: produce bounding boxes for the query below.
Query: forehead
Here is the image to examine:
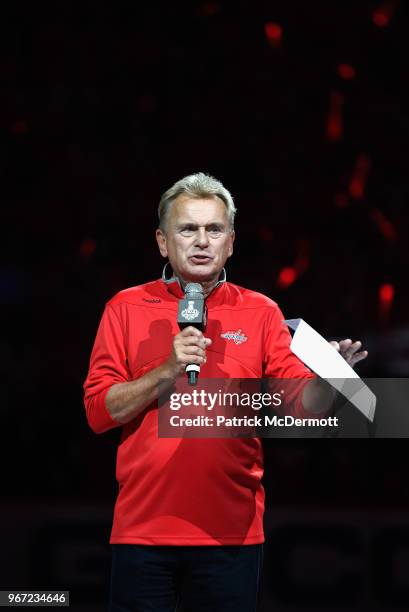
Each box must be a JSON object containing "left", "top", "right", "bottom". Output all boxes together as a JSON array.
[{"left": 168, "top": 195, "right": 229, "bottom": 226}]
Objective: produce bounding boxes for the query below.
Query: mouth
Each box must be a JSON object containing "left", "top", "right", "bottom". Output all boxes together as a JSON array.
[{"left": 189, "top": 254, "right": 213, "bottom": 265}]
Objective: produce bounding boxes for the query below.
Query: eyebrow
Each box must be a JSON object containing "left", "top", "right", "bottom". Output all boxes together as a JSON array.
[{"left": 176, "top": 222, "right": 226, "bottom": 229}]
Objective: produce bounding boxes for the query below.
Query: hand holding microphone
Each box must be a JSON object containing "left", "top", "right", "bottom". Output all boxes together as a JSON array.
[
  {"left": 174, "top": 283, "right": 210, "bottom": 384},
  {"left": 170, "top": 326, "right": 212, "bottom": 384}
]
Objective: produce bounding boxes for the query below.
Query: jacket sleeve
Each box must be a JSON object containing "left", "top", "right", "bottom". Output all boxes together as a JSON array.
[
  {"left": 83, "top": 303, "right": 130, "bottom": 433},
  {"left": 263, "top": 304, "right": 316, "bottom": 418}
]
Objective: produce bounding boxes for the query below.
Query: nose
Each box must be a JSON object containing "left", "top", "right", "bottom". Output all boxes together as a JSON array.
[{"left": 195, "top": 227, "right": 209, "bottom": 248}]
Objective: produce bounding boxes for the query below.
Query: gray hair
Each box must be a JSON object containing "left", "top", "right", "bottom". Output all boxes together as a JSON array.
[{"left": 158, "top": 172, "right": 236, "bottom": 232}]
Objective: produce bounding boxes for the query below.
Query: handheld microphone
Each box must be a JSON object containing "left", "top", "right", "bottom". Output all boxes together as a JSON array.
[{"left": 177, "top": 283, "right": 207, "bottom": 385}]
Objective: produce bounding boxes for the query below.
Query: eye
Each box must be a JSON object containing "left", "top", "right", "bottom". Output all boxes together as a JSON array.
[
  {"left": 207, "top": 225, "right": 224, "bottom": 237},
  {"left": 179, "top": 225, "right": 196, "bottom": 236}
]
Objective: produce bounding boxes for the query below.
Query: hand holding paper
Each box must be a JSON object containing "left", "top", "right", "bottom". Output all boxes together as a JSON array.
[
  {"left": 285, "top": 319, "right": 376, "bottom": 422},
  {"left": 328, "top": 338, "right": 368, "bottom": 368}
]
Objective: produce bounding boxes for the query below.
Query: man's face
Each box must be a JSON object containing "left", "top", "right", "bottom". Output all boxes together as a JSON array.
[{"left": 156, "top": 195, "right": 235, "bottom": 285}]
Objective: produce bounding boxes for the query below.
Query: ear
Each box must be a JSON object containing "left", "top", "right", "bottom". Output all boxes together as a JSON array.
[
  {"left": 227, "top": 230, "right": 235, "bottom": 258},
  {"left": 156, "top": 229, "right": 168, "bottom": 258}
]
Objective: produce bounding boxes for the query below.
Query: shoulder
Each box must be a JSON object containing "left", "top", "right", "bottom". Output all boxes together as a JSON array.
[
  {"left": 106, "top": 279, "right": 164, "bottom": 308},
  {"left": 224, "top": 282, "right": 280, "bottom": 312}
]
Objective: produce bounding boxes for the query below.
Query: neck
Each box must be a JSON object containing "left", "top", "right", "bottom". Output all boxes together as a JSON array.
[
  {"left": 162, "top": 263, "right": 226, "bottom": 296},
  {"left": 178, "top": 276, "right": 219, "bottom": 298}
]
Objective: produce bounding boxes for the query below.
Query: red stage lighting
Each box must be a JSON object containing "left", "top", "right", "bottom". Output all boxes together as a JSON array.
[
  {"left": 337, "top": 63, "right": 356, "bottom": 80},
  {"left": 80, "top": 238, "right": 96, "bottom": 257},
  {"left": 327, "top": 91, "right": 343, "bottom": 141},
  {"left": 373, "top": 9, "right": 389, "bottom": 27},
  {"left": 199, "top": 2, "right": 220, "bottom": 17},
  {"left": 371, "top": 209, "right": 397, "bottom": 241},
  {"left": 372, "top": 1, "right": 399, "bottom": 27},
  {"left": 379, "top": 283, "right": 394, "bottom": 303},
  {"left": 265, "top": 22, "right": 282, "bottom": 48},
  {"left": 349, "top": 154, "right": 371, "bottom": 199},
  {"left": 277, "top": 266, "right": 297, "bottom": 289},
  {"left": 378, "top": 282, "right": 394, "bottom": 323}
]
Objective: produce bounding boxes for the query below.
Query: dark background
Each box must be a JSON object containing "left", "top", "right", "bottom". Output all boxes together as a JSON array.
[{"left": 1, "top": 0, "right": 409, "bottom": 609}]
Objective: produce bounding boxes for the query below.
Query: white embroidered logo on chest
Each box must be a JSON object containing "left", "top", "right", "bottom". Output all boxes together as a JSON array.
[{"left": 220, "top": 329, "right": 248, "bottom": 345}]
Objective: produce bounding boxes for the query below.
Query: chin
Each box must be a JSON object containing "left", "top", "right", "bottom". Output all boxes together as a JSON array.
[{"left": 183, "top": 265, "right": 217, "bottom": 282}]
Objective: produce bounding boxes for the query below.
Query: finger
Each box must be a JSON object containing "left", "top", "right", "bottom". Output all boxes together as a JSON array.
[
  {"left": 338, "top": 339, "right": 354, "bottom": 359},
  {"left": 178, "top": 353, "right": 205, "bottom": 365},
  {"left": 349, "top": 350, "right": 368, "bottom": 367},
  {"left": 329, "top": 341, "right": 340, "bottom": 351},
  {"left": 177, "top": 336, "right": 207, "bottom": 349},
  {"left": 177, "top": 333, "right": 211, "bottom": 349},
  {"left": 342, "top": 340, "right": 362, "bottom": 360},
  {"left": 180, "top": 326, "right": 204, "bottom": 339},
  {"left": 181, "top": 346, "right": 206, "bottom": 357},
  {"left": 338, "top": 339, "right": 353, "bottom": 352},
  {"left": 349, "top": 340, "right": 363, "bottom": 354}
]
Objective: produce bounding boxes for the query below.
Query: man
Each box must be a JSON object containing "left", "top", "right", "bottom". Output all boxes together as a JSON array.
[{"left": 83, "top": 173, "right": 367, "bottom": 611}]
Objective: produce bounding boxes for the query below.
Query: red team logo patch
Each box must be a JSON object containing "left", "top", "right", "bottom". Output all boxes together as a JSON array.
[{"left": 220, "top": 329, "right": 248, "bottom": 345}]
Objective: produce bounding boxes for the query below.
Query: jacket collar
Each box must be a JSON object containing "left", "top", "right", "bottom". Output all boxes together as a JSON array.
[{"left": 161, "top": 262, "right": 226, "bottom": 299}]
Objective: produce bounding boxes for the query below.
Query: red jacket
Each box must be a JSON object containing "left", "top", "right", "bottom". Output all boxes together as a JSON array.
[{"left": 83, "top": 278, "right": 314, "bottom": 545}]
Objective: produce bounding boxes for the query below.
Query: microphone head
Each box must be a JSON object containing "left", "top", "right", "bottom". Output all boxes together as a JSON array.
[{"left": 184, "top": 283, "right": 204, "bottom": 299}]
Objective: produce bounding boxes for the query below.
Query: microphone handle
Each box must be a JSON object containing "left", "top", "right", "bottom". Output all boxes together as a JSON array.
[{"left": 185, "top": 363, "right": 200, "bottom": 386}]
